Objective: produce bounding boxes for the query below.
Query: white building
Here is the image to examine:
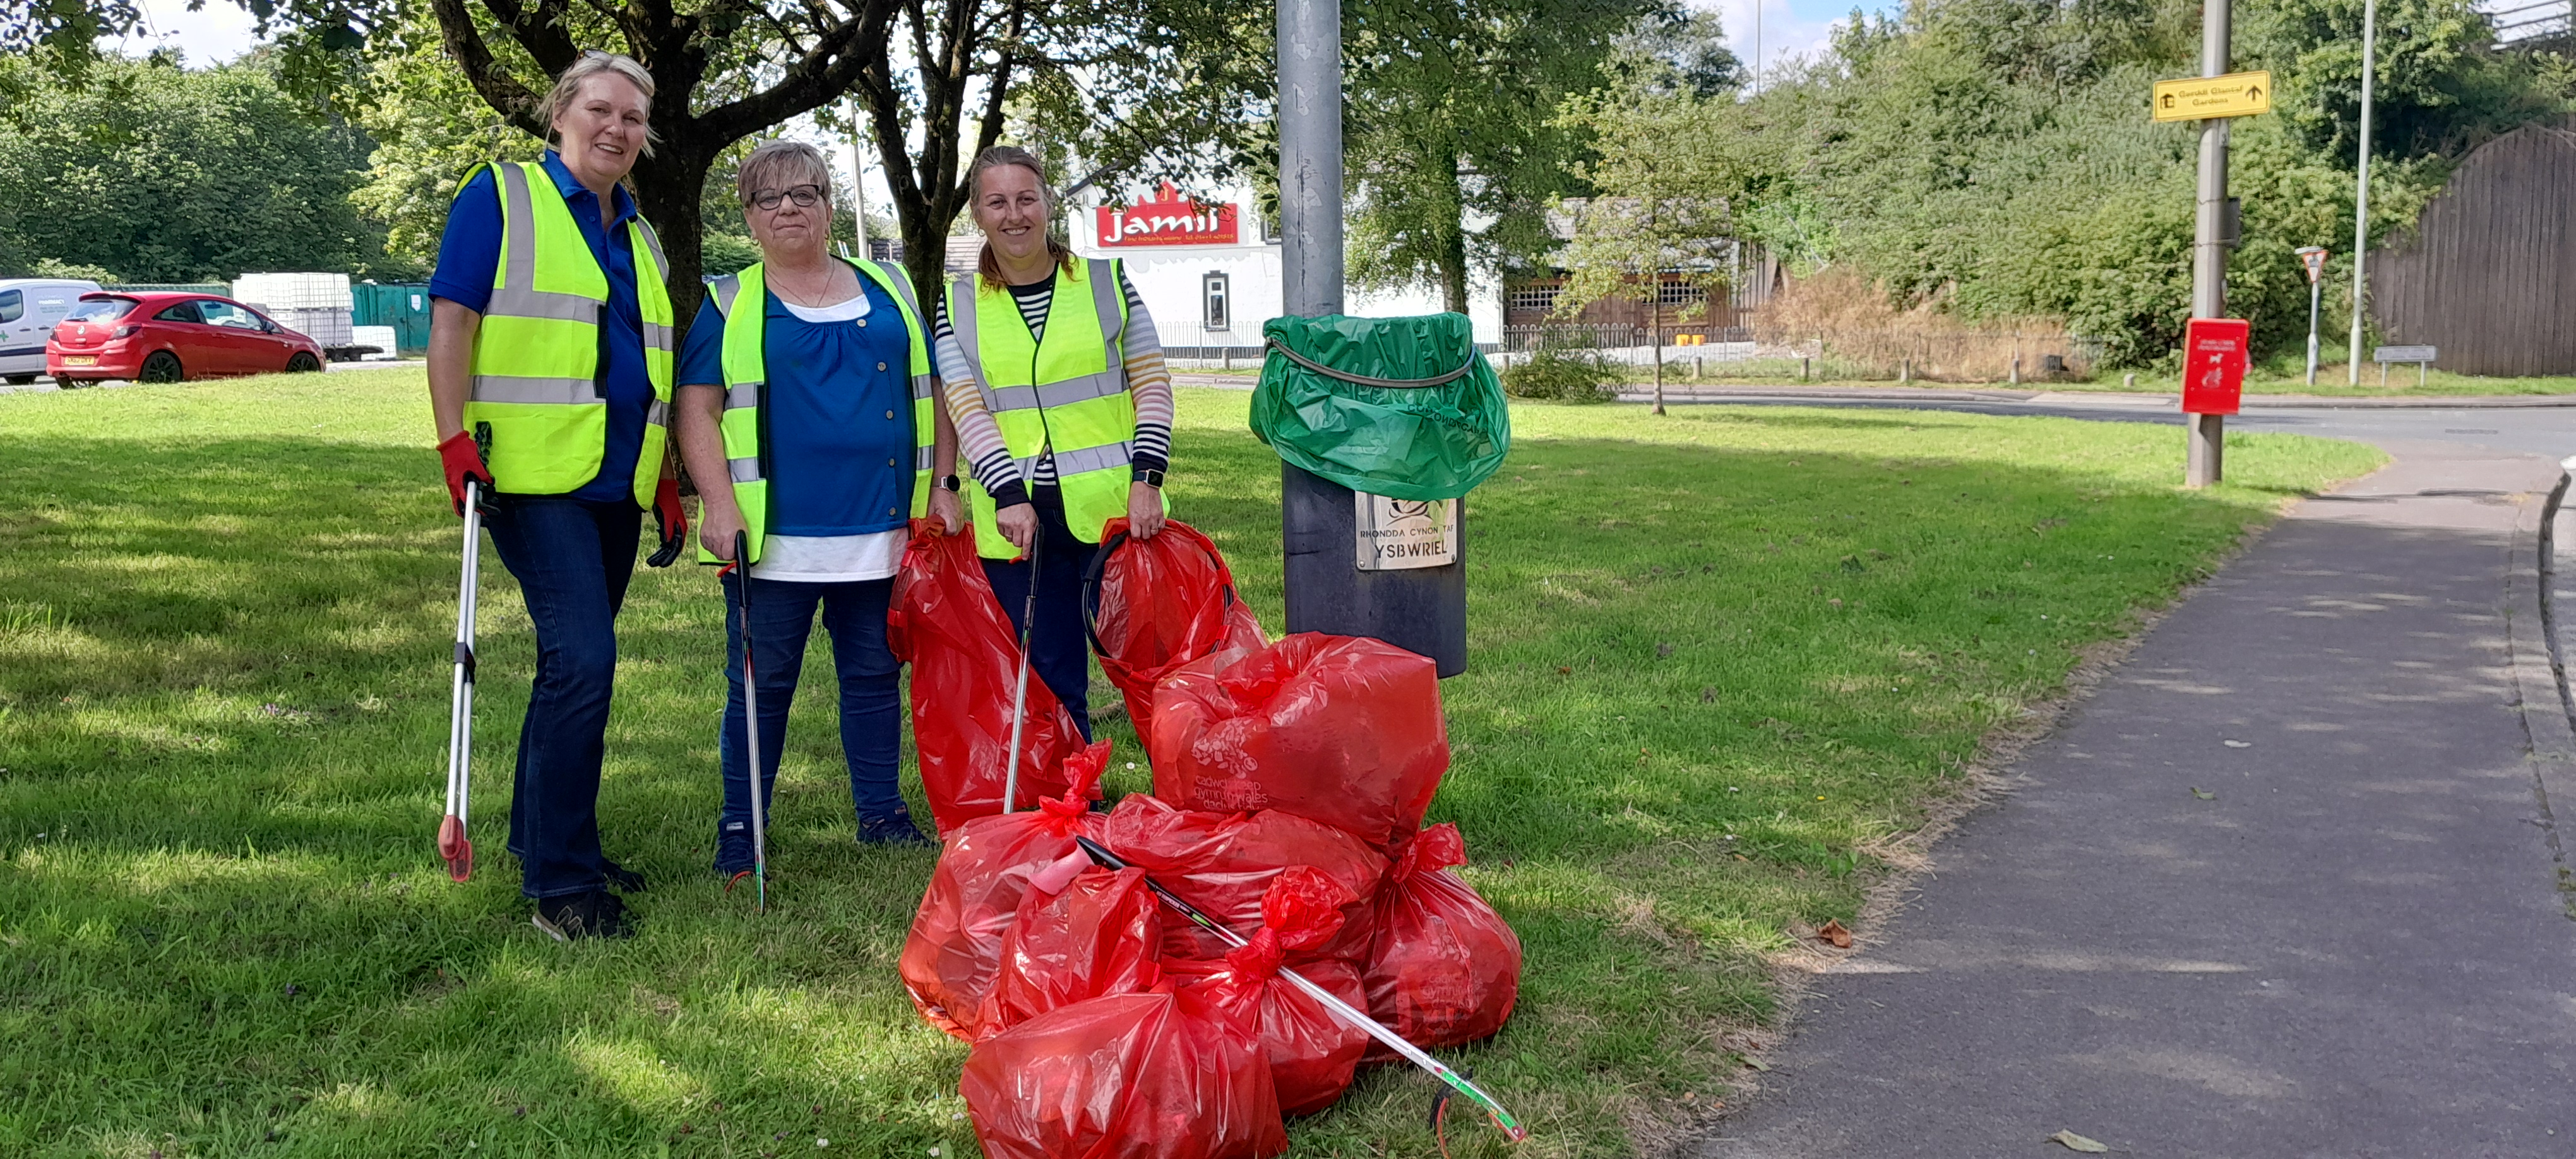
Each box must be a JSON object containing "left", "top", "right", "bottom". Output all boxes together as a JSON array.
[{"left": 1064, "top": 184, "right": 1501, "bottom": 361}]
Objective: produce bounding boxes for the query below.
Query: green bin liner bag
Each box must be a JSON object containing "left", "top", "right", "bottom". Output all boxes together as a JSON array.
[{"left": 1249, "top": 313, "right": 1510, "bottom": 502}]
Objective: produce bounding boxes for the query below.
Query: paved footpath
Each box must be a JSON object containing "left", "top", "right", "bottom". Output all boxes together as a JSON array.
[{"left": 1703, "top": 439, "right": 2576, "bottom": 1158}]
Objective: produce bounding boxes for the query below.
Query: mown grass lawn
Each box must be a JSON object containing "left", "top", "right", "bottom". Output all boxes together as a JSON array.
[{"left": 0, "top": 371, "right": 2382, "bottom": 1158}]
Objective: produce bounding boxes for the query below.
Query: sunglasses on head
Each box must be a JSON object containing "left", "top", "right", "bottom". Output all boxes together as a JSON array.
[{"left": 747, "top": 185, "right": 825, "bottom": 211}]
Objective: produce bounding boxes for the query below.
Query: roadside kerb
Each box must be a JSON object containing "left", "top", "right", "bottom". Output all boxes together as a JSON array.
[{"left": 2532, "top": 460, "right": 2576, "bottom": 911}]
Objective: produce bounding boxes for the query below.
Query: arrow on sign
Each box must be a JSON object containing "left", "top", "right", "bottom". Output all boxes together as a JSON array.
[{"left": 2245, "top": 84, "right": 2263, "bottom": 102}]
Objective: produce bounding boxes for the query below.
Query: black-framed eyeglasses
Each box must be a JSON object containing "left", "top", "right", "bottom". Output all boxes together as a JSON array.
[{"left": 746, "top": 185, "right": 825, "bottom": 211}]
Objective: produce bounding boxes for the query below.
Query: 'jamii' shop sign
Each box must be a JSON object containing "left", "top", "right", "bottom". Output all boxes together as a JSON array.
[{"left": 1095, "top": 184, "right": 1239, "bottom": 247}]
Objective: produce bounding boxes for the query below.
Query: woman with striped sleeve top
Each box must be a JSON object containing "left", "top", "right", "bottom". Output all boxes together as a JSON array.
[{"left": 924, "top": 145, "right": 1174, "bottom": 740}]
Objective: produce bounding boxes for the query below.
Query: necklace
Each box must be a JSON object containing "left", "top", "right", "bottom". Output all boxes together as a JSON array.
[{"left": 769, "top": 261, "right": 854, "bottom": 307}]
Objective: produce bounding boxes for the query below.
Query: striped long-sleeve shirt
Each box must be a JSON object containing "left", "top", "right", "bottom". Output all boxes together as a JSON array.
[{"left": 932, "top": 264, "right": 1174, "bottom": 508}]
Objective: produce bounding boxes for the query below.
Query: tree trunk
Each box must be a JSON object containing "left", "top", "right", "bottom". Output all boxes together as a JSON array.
[{"left": 631, "top": 147, "right": 717, "bottom": 335}]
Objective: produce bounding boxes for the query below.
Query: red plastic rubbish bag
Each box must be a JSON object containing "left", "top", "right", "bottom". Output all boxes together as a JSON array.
[
  {"left": 1363, "top": 823, "right": 1521, "bottom": 1052},
  {"left": 1098, "top": 795, "right": 1387, "bottom": 963},
  {"left": 961, "top": 986, "right": 1289, "bottom": 1159},
  {"left": 1149, "top": 633, "right": 1448, "bottom": 850},
  {"left": 1170, "top": 867, "right": 1372, "bottom": 1116},
  {"left": 898, "top": 742, "right": 1110, "bottom": 1042},
  {"left": 1085, "top": 517, "right": 1267, "bottom": 737},
  {"left": 979, "top": 865, "right": 1166, "bottom": 1034},
  {"left": 888, "top": 521, "right": 1087, "bottom": 832}
]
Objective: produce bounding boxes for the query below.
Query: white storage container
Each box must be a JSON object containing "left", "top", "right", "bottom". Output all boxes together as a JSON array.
[
  {"left": 270, "top": 307, "right": 353, "bottom": 347},
  {"left": 350, "top": 325, "right": 400, "bottom": 358},
  {"left": 232, "top": 272, "right": 353, "bottom": 312}
]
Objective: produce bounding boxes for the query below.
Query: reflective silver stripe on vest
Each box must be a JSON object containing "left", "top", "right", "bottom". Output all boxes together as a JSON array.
[
  {"left": 645, "top": 399, "right": 669, "bottom": 428},
  {"left": 915, "top": 444, "right": 936, "bottom": 470},
  {"left": 711, "top": 275, "right": 742, "bottom": 318},
  {"left": 485, "top": 285, "right": 600, "bottom": 322},
  {"left": 642, "top": 320, "right": 676, "bottom": 353},
  {"left": 633, "top": 217, "right": 672, "bottom": 283},
  {"left": 470, "top": 374, "right": 598, "bottom": 405},
  {"left": 912, "top": 374, "right": 937, "bottom": 401},
  {"left": 874, "top": 261, "right": 922, "bottom": 316},
  {"left": 1049, "top": 441, "right": 1133, "bottom": 478},
  {"left": 725, "top": 383, "right": 759, "bottom": 410},
  {"left": 1084, "top": 258, "right": 1123, "bottom": 348},
  {"left": 496, "top": 163, "right": 542, "bottom": 292},
  {"left": 981, "top": 369, "right": 1129, "bottom": 413},
  {"left": 729, "top": 456, "right": 761, "bottom": 484}
]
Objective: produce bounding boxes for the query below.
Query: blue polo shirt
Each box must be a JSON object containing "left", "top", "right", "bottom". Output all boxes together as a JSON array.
[
  {"left": 429, "top": 151, "right": 652, "bottom": 504},
  {"left": 676, "top": 270, "right": 917, "bottom": 537}
]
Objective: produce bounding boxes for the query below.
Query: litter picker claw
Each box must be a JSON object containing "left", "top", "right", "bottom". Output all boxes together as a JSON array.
[
  {"left": 727, "top": 530, "right": 769, "bottom": 912},
  {"left": 438, "top": 425, "right": 493, "bottom": 883},
  {"left": 1073, "top": 835, "right": 1529, "bottom": 1143}
]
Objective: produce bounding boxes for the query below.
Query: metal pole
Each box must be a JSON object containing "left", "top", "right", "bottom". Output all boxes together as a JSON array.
[
  {"left": 2306, "top": 276, "right": 2322, "bottom": 385},
  {"left": 2347, "top": 0, "right": 2377, "bottom": 384},
  {"left": 2186, "top": 0, "right": 2230, "bottom": 489},
  {"left": 845, "top": 99, "right": 871, "bottom": 256},
  {"left": 1279, "top": 0, "right": 1343, "bottom": 319}
]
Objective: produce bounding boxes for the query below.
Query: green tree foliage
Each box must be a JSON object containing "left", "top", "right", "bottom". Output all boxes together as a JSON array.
[
  {"left": 0, "top": 52, "right": 403, "bottom": 283},
  {"left": 1564, "top": 0, "right": 2574, "bottom": 367},
  {"left": 1343, "top": 0, "right": 1673, "bottom": 313}
]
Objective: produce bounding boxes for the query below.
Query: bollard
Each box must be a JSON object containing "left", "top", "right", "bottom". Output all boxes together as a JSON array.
[
  {"left": 2123, "top": 372, "right": 2137, "bottom": 389},
  {"left": 1900, "top": 358, "right": 1911, "bottom": 383},
  {"left": 1801, "top": 355, "right": 1811, "bottom": 381},
  {"left": 2010, "top": 357, "right": 2021, "bottom": 386},
  {"left": 1691, "top": 356, "right": 1702, "bottom": 381}
]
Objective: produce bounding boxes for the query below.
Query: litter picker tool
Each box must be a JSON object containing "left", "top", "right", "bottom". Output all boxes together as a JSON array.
[
  {"left": 725, "top": 530, "right": 770, "bottom": 912},
  {"left": 1000, "top": 528, "right": 1044, "bottom": 814},
  {"left": 438, "top": 424, "right": 494, "bottom": 883},
  {"left": 1073, "top": 835, "right": 1529, "bottom": 1143}
]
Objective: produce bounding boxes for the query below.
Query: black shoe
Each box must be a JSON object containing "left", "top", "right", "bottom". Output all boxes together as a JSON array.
[
  {"left": 532, "top": 890, "right": 631, "bottom": 942},
  {"left": 857, "top": 811, "right": 933, "bottom": 847},
  {"left": 600, "top": 859, "right": 647, "bottom": 893}
]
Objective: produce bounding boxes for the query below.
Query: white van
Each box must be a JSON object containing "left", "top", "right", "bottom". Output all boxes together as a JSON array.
[{"left": 0, "top": 278, "right": 104, "bottom": 383}]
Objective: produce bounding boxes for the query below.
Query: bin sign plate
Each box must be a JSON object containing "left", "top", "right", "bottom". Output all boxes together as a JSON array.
[
  {"left": 1356, "top": 492, "right": 1458, "bottom": 570},
  {"left": 2183, "top": 318, "right": 2250, "bottom": 415}
]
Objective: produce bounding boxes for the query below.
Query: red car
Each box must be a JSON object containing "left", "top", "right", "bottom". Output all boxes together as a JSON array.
[{"left": 46, "top": 291, "right": 326, "bottom": 386}]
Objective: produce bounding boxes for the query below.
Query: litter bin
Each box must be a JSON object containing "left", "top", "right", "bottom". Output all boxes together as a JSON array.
[{"left": 1251, "top": 312, "right": 1510, "bottom": 677}]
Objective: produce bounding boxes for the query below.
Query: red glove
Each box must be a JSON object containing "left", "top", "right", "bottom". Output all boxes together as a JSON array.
[
  {"left": 648, "top": 477, "right": 688, "bottom": 567},
  {"left": 439, "top": 431, "right": 493, "bottom": 516}
]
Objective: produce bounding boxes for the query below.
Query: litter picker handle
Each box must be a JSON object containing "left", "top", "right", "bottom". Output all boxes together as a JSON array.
[{"left": 1071, "top": 837, "right": 1529, "bottom": 1142}]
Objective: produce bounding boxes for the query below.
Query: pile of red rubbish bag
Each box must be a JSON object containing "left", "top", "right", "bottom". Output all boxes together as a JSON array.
[{"left": 893, "top": 518, "right": 1523, "bottom": 1158}]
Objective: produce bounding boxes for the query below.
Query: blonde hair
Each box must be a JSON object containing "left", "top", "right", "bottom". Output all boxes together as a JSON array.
[
  {"left": 544, "top": 52, "right": 659, "bottom": 158},
  {"left": 736, "top": 140, "right": 833, "bottom": 208},
  {"left": 969, "top": 145, "right": 1075, "bottom": 289}
]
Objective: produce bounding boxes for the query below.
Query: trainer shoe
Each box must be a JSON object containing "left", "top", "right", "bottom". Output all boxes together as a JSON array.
[
  {"left": 532, "top": 890, "right": 631, "bottom": 942},
  {"left": 600, "top": 859, "right": 647, "bottom": 893},
  {"left": 858, "top": 811, "right": 934, "bottom": 847}
]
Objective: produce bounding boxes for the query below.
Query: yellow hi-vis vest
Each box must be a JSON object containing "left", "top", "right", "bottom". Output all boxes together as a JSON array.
[
  {"left": 699, "top": 258, "right": 938, "bottom": 566},
  {"left": 460, "top": 160, "right": 676, "bottom": 508},
  {"left": 946, "top": 257, "right": 1155, "bottom": 559}
]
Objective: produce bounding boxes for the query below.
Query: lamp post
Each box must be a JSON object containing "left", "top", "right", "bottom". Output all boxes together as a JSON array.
[
  {"left": 2296, "top": 246, "right": 2328, "bottom": 386},
  {"left": 2346, "top": 0, "right": 2378, "bottom": 383},
  {"left": 1278, "top": 0, "right": 1342, "bottom": 319},
  {"left": 2185, "top": 0, "right": 2232, "bottom": 488}
]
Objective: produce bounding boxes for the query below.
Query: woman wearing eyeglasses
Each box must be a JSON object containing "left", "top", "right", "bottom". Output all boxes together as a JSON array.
[{"left": 672, "top": 140, "right": 943, "bottom": 876}]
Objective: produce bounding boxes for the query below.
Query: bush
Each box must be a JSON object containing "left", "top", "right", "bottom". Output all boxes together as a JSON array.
[{"left": 1503, "top": 345, "right": 1621, "bottom": 402}]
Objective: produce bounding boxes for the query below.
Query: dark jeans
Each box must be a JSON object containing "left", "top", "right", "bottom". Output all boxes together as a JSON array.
[
  {"left": 483, "top": 495, "right": 640, "bottom": 900},
  {"left": 982, "top": 486, "right": 1101, "bottom": 740},
  {"left": 713, "top": 572, "right": 904, "bottom": 872}
]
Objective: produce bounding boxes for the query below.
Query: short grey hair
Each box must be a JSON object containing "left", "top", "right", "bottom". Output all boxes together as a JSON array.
[
  {"left": 736, "top": 140, "right": 833, "bottom": 208},
  {"left": 544, "top": 52, "right": 659, "bottom": 158}
]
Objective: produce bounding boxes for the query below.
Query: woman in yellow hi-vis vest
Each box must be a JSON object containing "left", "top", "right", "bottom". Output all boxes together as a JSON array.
[
  {"left": 671, "top": 141, "right": 943, "bottom": 872},
  {"left": 928, "top": 146, "right": 1177, "bottom": 739},
  {"left": 426, "top": 52, "right": 686, "bottom": 942}
]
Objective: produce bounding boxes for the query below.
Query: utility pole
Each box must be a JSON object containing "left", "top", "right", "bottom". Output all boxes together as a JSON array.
[
  {"left": 2346, "top": 0, "right": 2378, "bottom": 384},
  {"left": 2186, "top": 0, "right": 2232, "bottom": 488},
  {"left": 1279, "top": 0, "right": 1343, "bottom": 319},
  {"left": 845, "top": 99, "right": 871, "bottom": 258}
]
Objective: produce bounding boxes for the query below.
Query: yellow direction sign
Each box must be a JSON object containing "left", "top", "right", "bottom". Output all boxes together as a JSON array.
[{"left": 2151, "top": 71, "right": 2274, "bottom": 122}]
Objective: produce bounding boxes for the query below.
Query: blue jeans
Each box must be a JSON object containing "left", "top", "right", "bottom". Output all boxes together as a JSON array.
[
  {"left": 982, "top": 486, "right": 1100, "bottom": 741},
  {"left": 714, "top": 572, "right": 904, "bottom": 871},
  {"left": 483, "top": 495, "right": 640, "bottom": 900}
]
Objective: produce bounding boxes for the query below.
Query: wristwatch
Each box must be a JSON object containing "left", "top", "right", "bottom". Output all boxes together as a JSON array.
[
  {"left": 1137, "top": 468, "right": 1166, "bottom": 489},
  {"left": 936, "top": 474, "right": 962, "bottom": 493}
]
